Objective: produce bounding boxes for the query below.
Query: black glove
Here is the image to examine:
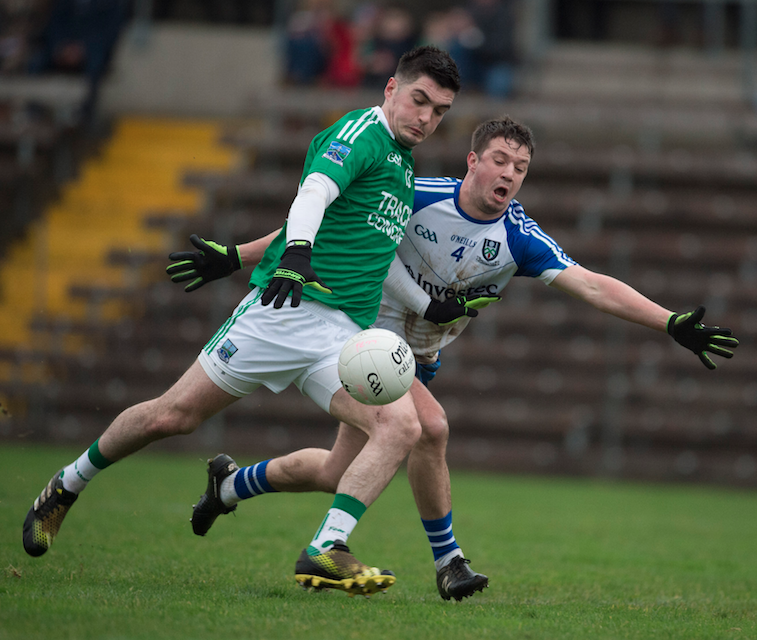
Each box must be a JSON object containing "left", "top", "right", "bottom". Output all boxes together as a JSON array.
[
  {"left": 424, "top": 293, "right": 501, "bottom": 326},
  {"left": 260, "top": 241, "right": 332, "bottom": 308},
  {"left": 667, "top": 305, "right": 739, "bottom": 370},
  {"left": 167, "top": 234, "right": 242, "bottom": 292}
]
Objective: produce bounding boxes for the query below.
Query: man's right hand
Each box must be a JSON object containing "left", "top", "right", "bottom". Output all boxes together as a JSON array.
[
  {"left": 166, "top": 234, "right": 242, "bottom": 292},
  {"left": 423, "top": 294, "right": 501, "bottom": 326}
]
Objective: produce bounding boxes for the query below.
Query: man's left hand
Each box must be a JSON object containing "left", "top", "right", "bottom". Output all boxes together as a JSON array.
[{"left": 667, "top": 305, "right": 739, "bottom": 369}]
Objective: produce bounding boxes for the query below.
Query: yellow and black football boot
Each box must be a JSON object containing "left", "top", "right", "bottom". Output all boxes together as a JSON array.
[
  {"left": 295, "top": 541, "right": 396, "bottom": 597},
  {"left": 23, "top": 470, "right": 78, "bottom": 557}
]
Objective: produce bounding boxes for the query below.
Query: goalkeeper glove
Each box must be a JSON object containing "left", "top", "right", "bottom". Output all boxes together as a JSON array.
[
  {"left": 667, "top": 305, "right": 739, "bottom": 370},
  {"left": 167, "top": 234, "right": 242, "bottom": 292},
  {"left": 260, "top": 240, "right": 332, "bottom": 309},
  {"left": 424, "top": 293, "right": 501, "bottom": 326}
]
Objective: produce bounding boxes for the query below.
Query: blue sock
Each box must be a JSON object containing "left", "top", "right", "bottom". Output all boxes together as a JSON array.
[
  {"left": 233, "top": 460, "right": 278, "bottom": 500},
  {"left": 422, "top": 511, "right": 460, "bottom": 562}
]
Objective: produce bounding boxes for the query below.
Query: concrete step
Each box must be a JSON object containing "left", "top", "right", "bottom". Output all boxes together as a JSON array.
[{"left": 536, "top": 42, "right": 745, "bottom": 105}]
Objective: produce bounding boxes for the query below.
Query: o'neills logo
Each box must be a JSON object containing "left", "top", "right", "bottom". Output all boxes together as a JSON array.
[{"left": 391, "top": 340, "right": 410, "bottom": 365}]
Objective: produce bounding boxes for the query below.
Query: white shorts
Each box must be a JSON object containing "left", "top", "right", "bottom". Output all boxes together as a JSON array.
[{"left": 197, "top": 288, "right": 361, "bottom": 412}]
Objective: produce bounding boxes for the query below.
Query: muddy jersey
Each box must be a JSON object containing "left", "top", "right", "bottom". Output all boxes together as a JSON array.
[
  {"left": 250, "top": 106, "right": 415, "bottom": 329},
  {"left": 375, "top": 177, "right": 578, "bottom": 362}
]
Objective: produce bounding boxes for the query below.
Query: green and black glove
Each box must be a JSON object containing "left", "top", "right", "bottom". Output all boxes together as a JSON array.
[
  {"left": 260, "top": 240, "right": 332, "bottom": 308},
  {"left": 424, "top": 293, "right": 501, "bottom": 326},
  {"left": 667, "top": 305, "right": 739, "bottom": 370},
  {"left": 167, "top": 234, "right": 242, "bottom": 292}
]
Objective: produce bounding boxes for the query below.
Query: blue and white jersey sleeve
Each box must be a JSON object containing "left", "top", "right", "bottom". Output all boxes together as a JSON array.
[
  {"left": 505, "top": 201, "right": 577, "bottom": 285},
  {"left": 374, "top": 177, "right": 578, "bottom": 362}
]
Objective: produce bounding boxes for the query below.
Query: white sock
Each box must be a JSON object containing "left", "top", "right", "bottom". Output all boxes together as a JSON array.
[
  {"left": 308, "top": 508, "right": 359, "bottom": 554},
  {"left": 434, "top": 548, "right": 465, "bottom": 571},
  {"left": 307, "top": 494, "right": 366, "bottom": 555},
  {"left": 219, "top": 472, "right": 240, "bottom": 507},
  {"left": 61, "top": 450, "right": 101, "bottom": 494}
]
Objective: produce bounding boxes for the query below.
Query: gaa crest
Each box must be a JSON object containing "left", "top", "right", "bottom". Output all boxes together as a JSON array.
[{"left": 481, "top": 239, "right": 501, "bottom": 262}]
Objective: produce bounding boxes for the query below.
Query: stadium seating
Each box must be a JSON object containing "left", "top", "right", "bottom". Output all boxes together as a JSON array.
[{"left": 0, "top": 117, "right": 237, "bottom": 432}]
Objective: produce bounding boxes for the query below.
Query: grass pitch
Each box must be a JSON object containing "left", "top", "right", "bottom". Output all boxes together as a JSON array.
[{"left": 2, "top": 444, "right": 756, "bottom": 639}]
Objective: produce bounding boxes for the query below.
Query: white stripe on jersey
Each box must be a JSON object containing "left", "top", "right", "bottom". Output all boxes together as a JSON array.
[
  {"left": 509, "top": 204, "right": 576, "bottom": 267},
  {"left": 346, "top": 117, "right": 377, "bottom": 143},
  {"left": 415, "top": 178, "right": 456, "bottom": 188},
  {"left": 338, "top": 110, "right": 377, "bottom": 144},
  {"left": 338, "top": 110, "right": 370, "bottom": 140},
  {"left": 415, "top": 185, "right": 456, "bottom": 193},
  {"left": 336, "top": 120, "right": 355, "bottom": 140},
  {"left": 415, "top": 177, "right": 456, "bottom": 194}
]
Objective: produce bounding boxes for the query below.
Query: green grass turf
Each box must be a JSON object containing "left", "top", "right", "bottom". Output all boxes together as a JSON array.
[{"left": 1, "top": 444, "right": 756, "bottom": 639}]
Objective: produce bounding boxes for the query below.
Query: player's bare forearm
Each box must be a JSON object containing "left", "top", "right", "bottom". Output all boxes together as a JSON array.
[
  {"left": 551, "top": 265, "right": 671, "bottom": 332},
  {"left": 238, "top": 228, "right": 281, "bottom": 268}
]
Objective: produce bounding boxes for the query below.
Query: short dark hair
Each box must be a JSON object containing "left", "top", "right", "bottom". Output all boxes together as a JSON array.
[
  {"left": 471, "top": 117, "right": 535, "bottom": 158},
  {"left": 395, "top": 45, "right": 461, "bottom": 94}
]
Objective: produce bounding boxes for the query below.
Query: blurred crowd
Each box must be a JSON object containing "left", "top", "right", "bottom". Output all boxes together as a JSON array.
[
  {"left": 1, "top": 0, "right": 729, "bottom": 104},
  {"left": 0, "top": 0, "right": 129, "bottom": 76},
  {"left": 0, "top": 0, "right": 131, "bottom": 120},
  {"left": 0, "top": 0, "right": 521, "bottom": 104},
  {"left": 283, "top": 0, "right": 521, "bottom": 99}
]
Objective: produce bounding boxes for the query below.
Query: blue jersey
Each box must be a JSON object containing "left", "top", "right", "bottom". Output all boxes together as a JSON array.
[{"left": 375, "top": 177, "right": 577, "bottom": 362}]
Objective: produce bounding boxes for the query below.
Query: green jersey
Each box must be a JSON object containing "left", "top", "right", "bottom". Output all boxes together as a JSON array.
[{"left": 250, "top": 106, "right": 415, "bottom": 329}]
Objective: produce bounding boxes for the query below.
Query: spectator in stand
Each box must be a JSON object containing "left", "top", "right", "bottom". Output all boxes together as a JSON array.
[
  {"left": 360, "top": 3, "right": 417, "bottom": 89},
  {"left": 418, "top": 10, "right": 455, "bottom": 50},
  {"left": 283, "top": 0, "right": 330, "bottom": 85},
  {"left": 323, "top": 10, "right": 361, "bottom": 87},
  {"left": 447, "top": 0, "right": 520, "bottom": 98},
  {"left": 284, "top": 0, "right": 361, "bottom": 88},
  {"left": 349, "top": 1, "right": 380, "bottom": 65},
  {"left": 26, "top": 0, "right": 130, "bottom": 120},
  {"left": 0, "top": 0, "right": 49, "bottom": 74}
]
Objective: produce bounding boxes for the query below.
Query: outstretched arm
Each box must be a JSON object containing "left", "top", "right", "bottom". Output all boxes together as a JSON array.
[
  {"left": 550, "top": 265, "right": 671, "bottom": 331},
  {"left": 238, "top": 229, "right": 281, "bottom": 268},
  {"left": 550, "top": 264, "right": 738, "bottom": 369},
  {"left": 167, "top": 228, "right": 280, "bottom": 292}
]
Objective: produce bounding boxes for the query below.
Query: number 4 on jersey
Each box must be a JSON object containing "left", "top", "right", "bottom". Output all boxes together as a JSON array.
[{"left": 451, "top": 246, "right": 465, "bottom": 262}]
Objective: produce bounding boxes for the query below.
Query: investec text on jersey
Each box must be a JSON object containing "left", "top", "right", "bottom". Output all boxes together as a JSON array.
[{"left": 403, "top": 263, "right": 499, "bottom": 300}]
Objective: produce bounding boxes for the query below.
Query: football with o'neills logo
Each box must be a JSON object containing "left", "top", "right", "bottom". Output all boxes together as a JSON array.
[{"left": 338, "top": 328, "right": 415, "bottom": 405}]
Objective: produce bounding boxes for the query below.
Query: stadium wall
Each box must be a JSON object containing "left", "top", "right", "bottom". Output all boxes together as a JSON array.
[{"left": 99, "top": 24, "right": 279, "bottom": 117}]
